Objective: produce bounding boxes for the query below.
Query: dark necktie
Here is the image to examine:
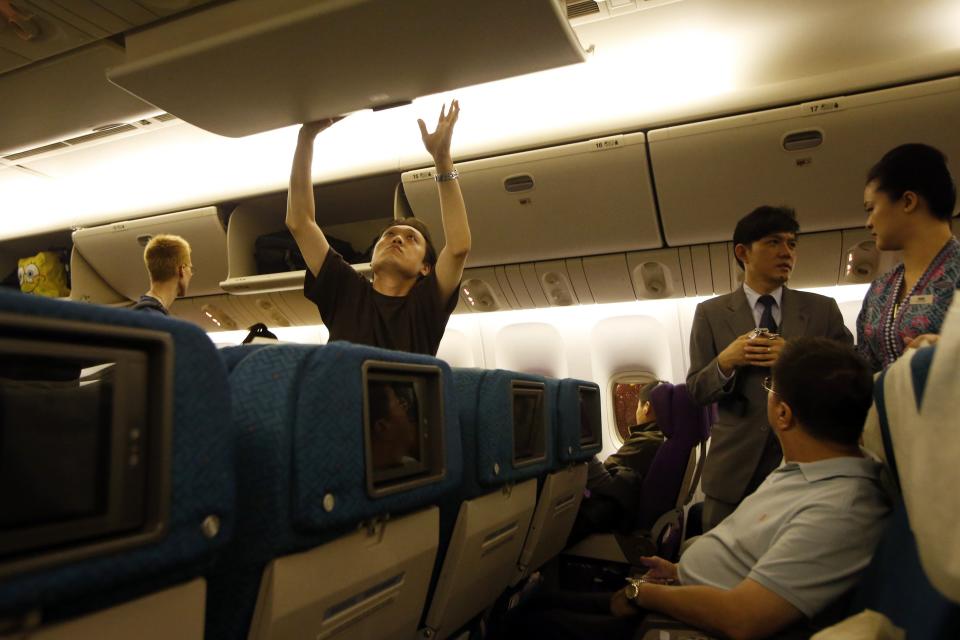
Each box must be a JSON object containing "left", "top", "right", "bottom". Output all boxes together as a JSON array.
[{"left": 758, "top": 295, "right": 778, "bottom": 334}]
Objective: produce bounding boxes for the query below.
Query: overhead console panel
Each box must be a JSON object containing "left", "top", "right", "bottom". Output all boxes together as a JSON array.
[
  {"left": 403, "top": 133, "right": 661, "bottom": 268},
  {"left": 649, "top": 76, "right": 960, "bottom": 246},
  {"left": 107, "top": 0, "right": 585, "bottom": 138}
]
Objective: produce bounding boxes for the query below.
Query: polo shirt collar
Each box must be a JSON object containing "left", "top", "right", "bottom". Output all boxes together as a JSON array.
[{"left": 780, "top": 451, "right": 882, "bottom": 483}]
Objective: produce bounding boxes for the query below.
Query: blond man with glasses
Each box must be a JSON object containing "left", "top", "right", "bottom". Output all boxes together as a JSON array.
[{"left": 133, "top": 234, "right": 194, "bottom": 316}]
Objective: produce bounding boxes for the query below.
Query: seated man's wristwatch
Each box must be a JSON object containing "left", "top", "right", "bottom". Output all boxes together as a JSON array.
[{"left": 624, "top": 577, "right": 644, "bottom": 607}]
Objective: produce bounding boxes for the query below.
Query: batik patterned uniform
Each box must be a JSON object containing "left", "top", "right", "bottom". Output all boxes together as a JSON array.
[{"left": 856, "top": 238, "right": 960, "bottom": 372}]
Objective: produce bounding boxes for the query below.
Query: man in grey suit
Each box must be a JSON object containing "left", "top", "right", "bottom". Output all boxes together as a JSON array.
[{"left": 687, "top": 206, "right": 853, "bottom": 531}]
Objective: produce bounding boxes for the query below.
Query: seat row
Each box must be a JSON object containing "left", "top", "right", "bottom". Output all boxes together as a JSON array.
[{"left": 0, "top": 289, "right": 602, "bottom": 640}]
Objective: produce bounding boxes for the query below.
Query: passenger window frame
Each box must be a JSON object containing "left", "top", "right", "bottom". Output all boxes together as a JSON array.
[{"left": 608, "top": 371, "right": 658, "bottom": 444}]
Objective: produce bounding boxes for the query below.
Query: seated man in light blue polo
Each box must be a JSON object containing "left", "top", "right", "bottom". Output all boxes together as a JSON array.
[
  {"left": 507, "top": 338, "right": 892, "bottom": 640},
  {"left": 612, "top": 337, "right": 893, "bottom": 639}
]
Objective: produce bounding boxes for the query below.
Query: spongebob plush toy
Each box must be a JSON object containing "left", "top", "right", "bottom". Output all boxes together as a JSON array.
[{"left": 18, "top": 251, "right": 70, "bottom": 297}]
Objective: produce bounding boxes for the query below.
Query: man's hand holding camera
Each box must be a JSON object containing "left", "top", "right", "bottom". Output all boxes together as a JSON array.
[{"left": 718, "top": 329, "right": 785, "bottom": 376}]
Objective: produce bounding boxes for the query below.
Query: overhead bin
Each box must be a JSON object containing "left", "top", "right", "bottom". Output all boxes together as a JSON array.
[
  {"left": 649, "top": 76, "right": 960, "bottom": 246},
  {"left": 72, "top": 207, "right": 228, "bottom": 301},
  {"left": 69, "top": 247, "right": 128, "bottom": 306},
  {"left": 404, "top": 133, "right": 661, "bottom": 268},
  {"left": 107, "top": 0, "right": 585, "bottom": 138},
  {"left": 220, "top": 173, "right": 395, "bottom": 295}
]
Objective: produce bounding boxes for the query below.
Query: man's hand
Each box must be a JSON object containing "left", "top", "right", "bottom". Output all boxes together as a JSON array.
[
  {"left": 610, "top": 588, "right": 643, "bottom": 618},
  {"left": 418, "top": 100, "right": 459, "bottom": 170},
  {"left": 744, "top": 335, "right": 785, "bottom": 368},
  {"left": 299, "top": 117, "right": 343, "bottom": 140},
  {"left": 717, "top": 331, "right": 758, "bottom": 375},
  {"left": 639, "top": 556, "right": 679, "bottom": 583},
  {"left": 905, "top": 333, "right": 939, "bottom": 349}
]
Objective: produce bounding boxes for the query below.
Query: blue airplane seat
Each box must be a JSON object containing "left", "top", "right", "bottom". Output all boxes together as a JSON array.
[
  {"left": 217, "top": 343, "right": 271, "bottom": 372},
  {"left": 420, "top": 368, "right": 553, "bottom": 639},
  {"left": 206, "top": 341, "right": 462, "bottom": 640},
  {"left": 0, "top": 290, "right": 235, "bottom": 638},
  {"left": 554, "top": 378, "right": 604, "bottom": 464},
  {"left": 850, "top": 344, "right": 960, "bottom": 637},
  {"left": 512, "top": 378, "right": 602, "bottom": 584}
]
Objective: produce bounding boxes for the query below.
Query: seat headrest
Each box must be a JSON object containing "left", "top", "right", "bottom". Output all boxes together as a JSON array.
[
  {"left": 0, "top": 290, "right": 235, "bottom": 616},
  {"left": 452, "top": 368, "right": 554, "bottom": 495},
  {"left": 649, "top": 382, "right": 711, "bottom": 443},
  {"left": 553, "top": 378, "right": 603, "bottom": 463},
  {"left": 284, "top": 342, "right": 462, "bottom": 532}
]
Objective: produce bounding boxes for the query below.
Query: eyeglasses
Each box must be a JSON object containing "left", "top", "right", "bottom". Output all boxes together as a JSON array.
[
  {"left": 183, "top": 264, "right": 196, "bottom": 275},
  {"left": 762, "top": 376, "right": 777, "bottom": 395}
]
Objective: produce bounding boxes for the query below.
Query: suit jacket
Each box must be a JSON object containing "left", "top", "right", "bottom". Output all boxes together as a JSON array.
[{"left": 687, "top": 286, "right": 853, "bottom": 503}]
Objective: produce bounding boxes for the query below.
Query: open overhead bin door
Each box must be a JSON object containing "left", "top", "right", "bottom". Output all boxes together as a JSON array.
[
  {"left": 649, "top": 76, "right": 960, "bottom": 246},
  {"left": 403, "top": 133, "right": 661, "bottom": 268},
  {"left": 72, "top": 207, "right": 228, "bottom": 301},
  {"left": 108, "top": 0, "right": 585, "bottom": 137}
]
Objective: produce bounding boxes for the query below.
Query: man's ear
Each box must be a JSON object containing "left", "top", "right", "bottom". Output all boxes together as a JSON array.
[
  {"left": 374, "top": 418, "right": 389, "bottom": 434},
  {"left": 774, "top": 399, "right": 794, "bottom": 432},
  {"left": 901, "top": 190, "right": 920, "bottom": 215},
  {"left": 734, "top": 243, "right": 750, "bottom": 266}
]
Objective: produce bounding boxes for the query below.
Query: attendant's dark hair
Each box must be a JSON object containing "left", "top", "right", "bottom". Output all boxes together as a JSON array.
[
  {"left": 376, "top": 217, "right": 438, "bottom": 269},
  {"left": 771, "top": 338, "right": 873, "bottom": 446},
  {"left": 732, "top": 206, "right": 800, "bottom": 270},
  {"left": 867, "top": 143, "right": 956, "bottom": 221}
]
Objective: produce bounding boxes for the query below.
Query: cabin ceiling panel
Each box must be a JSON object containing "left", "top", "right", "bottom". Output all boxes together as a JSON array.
[{"left": 0, "top": 43, "right": 159, "bottom": 157}]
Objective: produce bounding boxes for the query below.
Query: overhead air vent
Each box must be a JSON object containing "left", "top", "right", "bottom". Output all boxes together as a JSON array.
[
  {"left": 62, "top": 124, "right": 139, "bottom": 147},
  {"left": 566, "top": 1, "right": 601, "bottom": 19},
  {"left": 0, "top": 114, "right": 178, "bottom": 163},
  {"left": 3, "top": 142, "right": 70, "bottom": 162}
]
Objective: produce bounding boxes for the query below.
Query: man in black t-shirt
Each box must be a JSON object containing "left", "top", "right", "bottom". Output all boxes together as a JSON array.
[{"left": 285, "top": 101, "right": 470, "bottom": 356}]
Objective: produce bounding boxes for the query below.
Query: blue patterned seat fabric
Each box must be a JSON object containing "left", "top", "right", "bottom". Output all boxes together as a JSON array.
[
  {"left": 852, "top": 346, "right": 960, "bottom": 637},
  {"left": 206, "top": 341, "right": 463, "bottom": 640},
  {"left": 551, "top": 378, "right": 603, "bottom": 464},
  {"left": 217, "top": 343, "right": 271, "bottom": 372},
  {"left": 0, "top": 290, "right": 235, "bottom": 622},
  {"left": 452, "top": 368, "right": 554, "bottom": 498}
]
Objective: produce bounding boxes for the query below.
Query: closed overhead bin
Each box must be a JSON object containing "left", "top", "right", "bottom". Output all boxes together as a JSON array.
[
  {"left": 649, "top": 76, "right": 960, "bottom": 246},
  {"left": 403, "top": 133, "right": 661, "bottom": 268}
]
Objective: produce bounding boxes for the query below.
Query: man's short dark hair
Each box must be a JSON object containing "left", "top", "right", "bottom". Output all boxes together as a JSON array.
[
  {"left": 376, "top": 217, "right": 438, "bottom": 269},
  {"left": 866, "top": 143, "right": 957, "bottom": 221},
  {"left": 637, "top": 380, "right": 663, "bottom": 407},
  {"left": 772, "top": 337, "right": 873, "bottom": 446},
  {"left": 732, "top": 206, "right": 800, "bottom": 270}
]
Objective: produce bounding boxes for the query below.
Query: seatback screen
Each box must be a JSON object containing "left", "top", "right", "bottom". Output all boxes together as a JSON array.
[
  {"left": 578, "top": 385, "right": 601, "bottom": 446},
  {"left": 0, "top": 357, "right": 114, "bottom": 530},
  {"left": 512, "top": 383, "right": 546, "bottom": 465},
  {"left": 367, "top": 379, "right": 426, "bottom": 484},
  {"left": 363, "top": 363, "right": 445, "bottom": 497}
]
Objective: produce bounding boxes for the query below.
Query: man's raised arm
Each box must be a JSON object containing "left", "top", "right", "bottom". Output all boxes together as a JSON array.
[
  {"left": 420, "top": 100, "right": 471, "bottom": 300},
  {"left": 285, "top": 118, "right": 340, "bottom": 277}
]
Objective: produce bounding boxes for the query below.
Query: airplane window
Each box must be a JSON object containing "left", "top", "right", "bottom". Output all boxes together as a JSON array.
[{"left": 611, "top": 372, "right": 657, "bottom": 443}]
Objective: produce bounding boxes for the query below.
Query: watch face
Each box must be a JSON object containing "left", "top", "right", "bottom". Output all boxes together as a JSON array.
[{"left": 625, "top": 582, "right": 640, "bottom": 600}]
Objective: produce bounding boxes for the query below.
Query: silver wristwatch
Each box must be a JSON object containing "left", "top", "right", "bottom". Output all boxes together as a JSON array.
[{"left": 624, "top": 577, "right": 643, "bottom": 603}]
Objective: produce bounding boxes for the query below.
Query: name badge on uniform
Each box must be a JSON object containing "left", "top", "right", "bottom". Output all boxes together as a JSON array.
[{"left": 909, "top": 294, "right": 934, "bottom": 305}]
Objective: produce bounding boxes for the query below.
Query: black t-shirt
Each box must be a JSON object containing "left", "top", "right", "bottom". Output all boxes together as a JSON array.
[{"left": 303, "top": 249, "right": 459, "bottom": 356}]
